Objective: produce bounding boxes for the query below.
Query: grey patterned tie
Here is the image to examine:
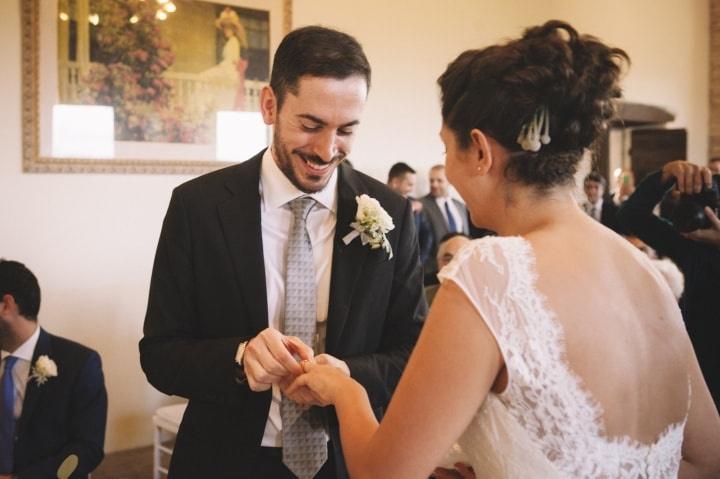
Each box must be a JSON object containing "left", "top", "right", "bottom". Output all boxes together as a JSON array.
[{"left": 282, "top": 197, "right": 327, "bottom": 479}]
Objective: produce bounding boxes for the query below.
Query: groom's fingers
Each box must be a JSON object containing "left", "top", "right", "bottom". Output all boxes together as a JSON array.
[
  {"left": 244, "top": 355, "right": 282, "bottom": 391},
  {"left": 284, "top": 336, "right": 314, "bottom": 362},
  {"left": 243, "top": 329, "right": 304, "bottom": 390}
]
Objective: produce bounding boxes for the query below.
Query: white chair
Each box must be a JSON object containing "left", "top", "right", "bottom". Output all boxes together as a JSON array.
[{"left": 152, "top": 403, "right": 187, "bottom": 479}]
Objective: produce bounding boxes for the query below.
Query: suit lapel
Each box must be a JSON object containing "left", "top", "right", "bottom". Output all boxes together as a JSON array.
[
  {"left": 424, "top": 197, "right": 447, "bottom": 239},
  {"left": 15, "top": 328, "right": 51, "bottom": 440},
  {"left": 326, "top": 163, "right": 369, "bottom": 353},
  {"left": 217, "top": 152, "right": 269, "bottom": 334}
]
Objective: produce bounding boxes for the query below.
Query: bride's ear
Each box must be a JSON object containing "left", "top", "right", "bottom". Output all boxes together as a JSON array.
[{"left": 470, "top": 129, "right": 493, "bottom": 175}]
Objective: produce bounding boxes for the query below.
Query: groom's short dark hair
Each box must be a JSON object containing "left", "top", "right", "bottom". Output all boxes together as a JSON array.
[
  {"left": 270, "top": 26, "right": 371, "bottom": 110},
  {"left": 0, "top": 259, "right": 41, "bottom": 321}
]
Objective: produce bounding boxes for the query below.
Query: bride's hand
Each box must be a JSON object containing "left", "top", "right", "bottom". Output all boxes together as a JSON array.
[{"left": 284, "top": 360, "right": 356, "bottom": 407}]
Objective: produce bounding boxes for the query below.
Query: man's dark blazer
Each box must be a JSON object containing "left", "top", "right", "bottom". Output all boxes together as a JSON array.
[
  {"left": 599, "top": 197, "right": 624, "bottom": 234},
  {"left": 13, "top": 328, "right": 107, "bottom": 478},
  {"left": 411, "top": 203, "right": 434, "bottom": 267},
  {"left": 139, "top": 151, "right": 427, "bottom": 478},
  {"left": 419, "top": 194, "right": 470, "bottom": 278}
]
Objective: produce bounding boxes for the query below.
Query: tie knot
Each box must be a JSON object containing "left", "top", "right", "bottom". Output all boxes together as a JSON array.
[
  {"left": 289, "top": 197, "right": 316, "bottom": 221},
  {"left": 3, "top": 356, "right": 18, "bottom": 373}
]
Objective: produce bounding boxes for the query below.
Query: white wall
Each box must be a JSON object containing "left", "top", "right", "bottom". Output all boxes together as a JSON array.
[
  {"left": 0, "top": 0, "right": 708, "bottom": 452},
  {"left": 295, "top": 0, "right": 709, "bottom": 188}
]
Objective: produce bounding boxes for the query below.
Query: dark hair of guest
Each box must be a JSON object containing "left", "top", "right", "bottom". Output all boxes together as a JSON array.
[
  {"left": 584, "top": 171, "right": 608, "bottom": 189},
  {"left": 388, "top": 162, "right": 417, "bottom": 182},
  {"left": 270, "top": 26, "right": 371, "bottom": 110},
  {"left": 0, "top": 259, "right": 41, "bottom": 321},
  {"left": 438, "top": 20, "right": 629, "bottom": 190}
]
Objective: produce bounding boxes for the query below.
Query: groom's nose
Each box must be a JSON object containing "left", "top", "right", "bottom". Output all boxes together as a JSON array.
[{"left": 311, "top": 130, "right": 340, "bottom": 163}]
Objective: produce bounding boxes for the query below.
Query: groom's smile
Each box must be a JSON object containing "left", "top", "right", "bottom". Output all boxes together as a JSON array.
[{"left": 261, "top": 75, "right": 367, "bottom": 193}]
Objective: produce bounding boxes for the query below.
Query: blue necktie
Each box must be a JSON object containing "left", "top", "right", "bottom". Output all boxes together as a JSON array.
[
  {"left": 444, "top": 200, "right": 458, "bottom": 233},
  {"left": 0, "top": 356, "right": 19, "bottom": 475}
]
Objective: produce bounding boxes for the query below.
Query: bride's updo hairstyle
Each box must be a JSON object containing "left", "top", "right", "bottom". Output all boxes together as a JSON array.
[{"left": 438, "top": 20, "right": 629, "bottom": 190}]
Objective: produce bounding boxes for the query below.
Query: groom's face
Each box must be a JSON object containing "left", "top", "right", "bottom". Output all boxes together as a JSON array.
[{"left": 261, "top": 75, "right": 367, "bottom": 193}]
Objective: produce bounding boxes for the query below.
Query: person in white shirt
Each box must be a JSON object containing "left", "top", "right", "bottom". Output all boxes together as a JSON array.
[
  {"left": 582, "top": 171, "right": 622, "bottom": 232},
  {"left": 140, "top": 26, "right": 425, "bottom": 479},
  {"left": 420, "top": 165, "right": 470, "bottom": 283}
]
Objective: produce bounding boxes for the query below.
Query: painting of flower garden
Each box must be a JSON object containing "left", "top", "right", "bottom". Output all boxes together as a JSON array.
[{"left": 56, "top": 0, "right": 270, "bottom": 144}]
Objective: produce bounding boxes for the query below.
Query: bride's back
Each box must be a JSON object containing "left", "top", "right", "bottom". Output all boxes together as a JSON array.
[{"left": 528, "top": 217, "right": 690, "bottom": 445}]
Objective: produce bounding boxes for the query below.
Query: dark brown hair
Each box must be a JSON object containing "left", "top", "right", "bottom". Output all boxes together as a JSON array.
[
  {"left": 0, "top": 259, "right": 41, "bottom": 321},
  {"left": 270, "top": 26, "right": 371, "bottom": 110},
  {"left": 438, "top": 20, "right": 629, "bottom": 190}
]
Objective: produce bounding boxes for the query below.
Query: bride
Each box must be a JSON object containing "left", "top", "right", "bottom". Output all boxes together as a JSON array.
[{"left": 285, "top": 20, "right": 720, "bottom": 478}]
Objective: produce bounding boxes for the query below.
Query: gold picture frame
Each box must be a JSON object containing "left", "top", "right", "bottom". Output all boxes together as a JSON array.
[{"left": 21, "top": 0, "right": 292, "bottom": 174}]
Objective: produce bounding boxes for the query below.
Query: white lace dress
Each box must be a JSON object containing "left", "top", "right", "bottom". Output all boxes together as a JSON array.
[{"left": 437, "top": 237, "right": 686, "bottom": 478}]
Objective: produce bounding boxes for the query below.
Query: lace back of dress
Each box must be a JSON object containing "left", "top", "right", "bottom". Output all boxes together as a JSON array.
[{"left": 439, "top": 237, "right": 687, "bottom": 478}]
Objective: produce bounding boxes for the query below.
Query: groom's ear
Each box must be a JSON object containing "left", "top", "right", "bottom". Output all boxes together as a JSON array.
[
  {"left": 260, "top": 86, "right": 277, "bottom": 125},
  {"left": 470, "top": 129, "right": 493, "bottom": 175}
]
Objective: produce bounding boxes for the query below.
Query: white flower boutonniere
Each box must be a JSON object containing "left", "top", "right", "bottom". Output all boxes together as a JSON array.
[
  {"left": 30, "top": 355, "right": 58, "bottom": 385},
  {"left": 342, "top": 194, "right": 395, "bottom": 258}
]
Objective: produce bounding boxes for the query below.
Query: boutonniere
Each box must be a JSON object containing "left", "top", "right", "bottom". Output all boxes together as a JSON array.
[
  {"left": 342, "top": 194, "right": 395, "bottom": 258},
  {"left": 30, "top": 355, "right": 58, "bottom": 385}
]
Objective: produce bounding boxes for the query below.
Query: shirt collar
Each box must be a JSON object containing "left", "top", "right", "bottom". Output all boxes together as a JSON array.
[
  {"left": 260, "top": 147, "right": 338, "bottom": 213},
  {"left": 1, "top": 323, "right": 40, "bottom": 362}
]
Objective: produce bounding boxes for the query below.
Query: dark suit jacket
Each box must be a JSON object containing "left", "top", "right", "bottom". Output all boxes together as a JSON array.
[
  {"left": 13, "top": 328, "right": 107, "bottom": 479},
  {"left": 419, "top": 194, "right": 470, "bottom": 278},
  {"left": 599, "top": 197, "right": 624, "bottom": 234},
  {"left": 412, "top": 205, "right": 434, "bottom": 266},
  {"left": 139, "top": 152, "right": 426, "bottom": 478}
]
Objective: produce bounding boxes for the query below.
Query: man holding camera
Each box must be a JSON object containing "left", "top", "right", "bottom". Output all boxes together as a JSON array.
[{"left": 618, "top": 160, "right": 720, "bottom": 411}]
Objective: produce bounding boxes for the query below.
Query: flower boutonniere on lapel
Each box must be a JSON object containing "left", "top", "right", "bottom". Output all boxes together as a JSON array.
[
  {"left": 30, "top": 355, "right": 58, "bottom": 385},
  {"left": 342, "top": 194, "right": 395, "bottom": 258}
]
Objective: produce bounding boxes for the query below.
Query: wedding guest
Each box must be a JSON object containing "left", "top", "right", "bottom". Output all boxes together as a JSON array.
[
  {"left": 421, "top": 165, "right": 470, "bottom": 283},
  {"left": 613, "top": 168, "right": 636, "bottom": 204},
  {"left": 424, "top": 233, "right": 470, "bottom": 306},
  {"left": 582, "top": 171, "right": 622, "bottom": 232},
  {"left": 286, "top": 20, "right": 720, "bottom": 478},
  {"left": 0, "top": 259, "right": 107, "bottom": 479},
  {"left": 140, "top": 26, "right": 425, "bottom": 479},
  {"left": 618, "top": 160, "right": 720, "bottom": 410},
  {"left": 387, "top": 162, "right": 434, "bottom": 265}
]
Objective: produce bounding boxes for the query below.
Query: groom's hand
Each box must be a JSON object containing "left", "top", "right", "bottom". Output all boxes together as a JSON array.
[{"left": 244, "top": 328, "right": 314, "bottom": 391}]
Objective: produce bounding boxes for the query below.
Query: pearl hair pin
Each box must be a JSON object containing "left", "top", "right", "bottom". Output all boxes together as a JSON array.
[{"left": 517, "top": 106, "right": 551, "bottom": 152}]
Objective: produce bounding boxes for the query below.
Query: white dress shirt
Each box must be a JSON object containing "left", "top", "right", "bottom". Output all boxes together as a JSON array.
[
  {"left": 257, "top": 147, "right": 337, "bottom": 447},
  {"left": 435, "top": 195, "right": 464, "bottom": 233},
  {"left": 1, "top": 324, "right": 40, "bottom": 418},
  {"left": 582, "top": 198, "right": 603, "bottom": 221}
]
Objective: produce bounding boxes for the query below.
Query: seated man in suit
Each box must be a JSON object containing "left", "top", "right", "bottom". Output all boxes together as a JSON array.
[
  {"left": 0, "top": 259, "right": 107, "bottom": 479},
  {"left": 424, "top": 233, "right": 470, "bottom": 306},
  {"left": 420, "top": 164, "right": 470, "bottom": 284},
  {"left": 582, "top": 171, "right": 622, "bottom": 233},
  {"left": 387, "top": 162, "right": 434, "bottom": 265}
]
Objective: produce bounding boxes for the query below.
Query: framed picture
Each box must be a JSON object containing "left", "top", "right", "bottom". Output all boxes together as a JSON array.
[{"left": 21, "top": 0, "right": 292, "bottom": 174}]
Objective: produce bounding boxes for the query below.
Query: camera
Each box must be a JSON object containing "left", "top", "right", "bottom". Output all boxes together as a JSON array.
[{"left": 670, "top": 174, "right": 720, "bottom": 232}]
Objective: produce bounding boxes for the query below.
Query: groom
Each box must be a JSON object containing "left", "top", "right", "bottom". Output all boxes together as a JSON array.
[{"left": 140, "top": 26, "right": 426, "bottom": 478}]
